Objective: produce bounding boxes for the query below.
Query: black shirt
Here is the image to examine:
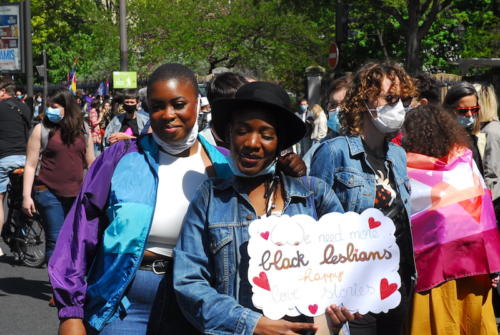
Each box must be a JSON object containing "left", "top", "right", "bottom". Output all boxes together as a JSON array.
[
  {"left": 363, "top": 140, "right": 415, "bottom": 285},
  {"left": 119, "top": 116, "right": 139, "bottom": 136},
  {"left": 0, "top": 98, "right": 32, "bottom": 159}
]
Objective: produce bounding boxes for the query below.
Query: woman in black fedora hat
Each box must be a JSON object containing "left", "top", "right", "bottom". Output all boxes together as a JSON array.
[{"left": 173, "top": 81, "right": 353, "bottom": 334}]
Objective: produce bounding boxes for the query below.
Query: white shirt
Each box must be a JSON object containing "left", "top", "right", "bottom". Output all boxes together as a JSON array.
[{"left": 146, "top": 144, "right": 207, "bottom": 257}]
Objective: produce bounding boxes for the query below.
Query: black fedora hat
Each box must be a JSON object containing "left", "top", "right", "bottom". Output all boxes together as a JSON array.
[{"left": 211, "top": 81, "right": 306, "bottom": 149}]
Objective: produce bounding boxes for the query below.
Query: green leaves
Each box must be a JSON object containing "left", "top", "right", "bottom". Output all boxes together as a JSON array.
[{"left": 24, "top": 0, "right": 499, "bottom": 87}]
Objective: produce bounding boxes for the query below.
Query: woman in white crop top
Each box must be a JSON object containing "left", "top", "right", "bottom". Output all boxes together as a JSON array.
[{"left": 56, "top": 64, "right": 213, "bottom": 335}]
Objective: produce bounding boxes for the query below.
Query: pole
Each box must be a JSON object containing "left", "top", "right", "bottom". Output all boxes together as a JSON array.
[
  {"left": 25, "top": 0, "right": 33, "bottom": 96},
  {"left": 42, "top": 50, "right": 47, "bottom": 113},
  {"left": 119, "top": 0, "right": 128, "bottom": 71},
  {"left": 335, "top": 0, "right": 347, "bottom": 73}
]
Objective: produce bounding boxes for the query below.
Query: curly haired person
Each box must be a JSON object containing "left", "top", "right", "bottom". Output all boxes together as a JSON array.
[{"left": 310, "top": 62, "right": 417, "bottom": 334}]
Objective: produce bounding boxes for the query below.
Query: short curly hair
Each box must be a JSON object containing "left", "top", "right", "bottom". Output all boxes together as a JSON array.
[
  {"left": 402, "top": 104, "right": 471, "bottom": 158},
  {"left": 340, "top": 62, "right": 416, "bottom": 136}
]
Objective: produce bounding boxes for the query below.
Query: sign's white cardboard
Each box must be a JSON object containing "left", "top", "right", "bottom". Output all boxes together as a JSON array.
[{"left": 247, "top": 208, "right": 401, "bottom": 320}]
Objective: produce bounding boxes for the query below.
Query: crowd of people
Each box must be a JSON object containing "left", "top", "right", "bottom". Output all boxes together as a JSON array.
[{"left": 0, "top": 59, "right": 499, "bottom": 335}]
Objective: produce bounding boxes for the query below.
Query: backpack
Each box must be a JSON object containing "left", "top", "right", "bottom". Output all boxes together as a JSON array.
[{"left": 4, "top": 99, "right": 31, "bottom": 142}]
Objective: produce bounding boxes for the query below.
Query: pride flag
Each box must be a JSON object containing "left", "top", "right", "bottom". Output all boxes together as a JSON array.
[
  {"left": 67, "top": 69, "right": 77, "bottom": 94},
  {"left": 95, "top": 81, "right": 105, "bottom": 96},
  {"left": 408, "top": 148, "right": 500, "bottom": 292}
]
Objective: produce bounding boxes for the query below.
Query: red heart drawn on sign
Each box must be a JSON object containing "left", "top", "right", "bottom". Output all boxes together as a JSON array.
[
  {"left": 308, "top": 304, "right": 318, "bottom": 314},
  {"left": 253, "top": 272, "right": 270, "bottom": 291},
  {"left": 260, "top": 231, "right": 270, "bottom": 240},
  {"left": 368, "top": 217, "right": 381, "bottom": 229},
  {"left": 380, "top": 278, "right": 398, "bottom": 300}
]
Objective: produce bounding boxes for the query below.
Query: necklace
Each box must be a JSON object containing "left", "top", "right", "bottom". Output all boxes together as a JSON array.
[{"left": 264, "top": 174, "right": 280, "bottom": 217}]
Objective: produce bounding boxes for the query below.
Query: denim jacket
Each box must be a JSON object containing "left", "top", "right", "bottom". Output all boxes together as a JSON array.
[
  {"left": 309, "top": 135, "right": 411, "bottom": 215},
  {"left": 173, "top": 174, "right": 344, "bottom": 335},
  {"left": 103, "top": 110, "right": 150, "bottom": 147},
  {"left": 309, "top": 135, "right": 416, "bottom": 280}
]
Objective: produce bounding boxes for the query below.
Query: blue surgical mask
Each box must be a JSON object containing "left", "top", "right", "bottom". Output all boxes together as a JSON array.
[
  {"left": 36, "top": 97, "right": 42, "bottom": 103},
  {"left": 227, "top": 155, "right": 277, "bottom": 178},
  {"left": 299, "top": 105, "right": 308, "bottom": 112},
  {"left": 17, "top": 95, "right": 23, "bottom": 99},
  {"left": 46, "top": 107, "right": 64, "bottom": 123},
  {"left": 457, "top": 115, "right": 476, "bottom": 129},
  {"left": 327, "top": 107, "right": 342, "bottom": 133}
]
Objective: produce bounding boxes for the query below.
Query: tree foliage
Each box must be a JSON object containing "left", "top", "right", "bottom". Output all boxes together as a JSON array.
[{"left": 10, "top": 0, "right": 500, "bottom": 89}]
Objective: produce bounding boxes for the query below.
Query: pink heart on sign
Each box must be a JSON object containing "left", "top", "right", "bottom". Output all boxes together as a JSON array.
[
  {"left": 253, "top": 272, "right": 270, "bottom": 291},
  {"left": 380, "top": 278, "right": 398, "bottom": 300},
  {"left": 260, "top": 231, "right": 270, "bottom": 240},
  {"left": 308, "top": 304, "right": 318, "bottom": 314},
  {"left": 368, "top": 217, "right": 381, "bottom": 229}
]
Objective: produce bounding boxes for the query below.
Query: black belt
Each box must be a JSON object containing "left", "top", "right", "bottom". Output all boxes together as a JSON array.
[{"left": 139, "top": 258, "right": 172, "bottom": 275}]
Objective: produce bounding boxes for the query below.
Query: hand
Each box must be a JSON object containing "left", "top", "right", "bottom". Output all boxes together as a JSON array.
[
  {"left": 326, "top": 304, "right": 363, "bottom": 333},
  {"left": 491, "top": 275, "right": 499, "bottom": 288},
  {"left": 109, "top": 132, "right": 135, "bottom": 144},
  {"left": 59, "top": 318, "right": 86, "bottom": 335},
  {"left": 22, "top": 196, "right": 36, "bottom": 217},
  {"left": 278, "top": 153, "right": 307, "bottom": 177},
  {"left": 254, "top": 316, "right": 318, "bottom": 335}
]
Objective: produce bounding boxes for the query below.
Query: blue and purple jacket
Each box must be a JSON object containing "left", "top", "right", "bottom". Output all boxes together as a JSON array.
[{"left": 48, "top": 134, "right": 230, "bottom": 331}]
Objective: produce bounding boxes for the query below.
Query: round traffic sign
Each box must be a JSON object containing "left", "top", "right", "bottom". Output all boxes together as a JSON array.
[{"left": 328, "top": 43, "right": 339, "bottom": 69}]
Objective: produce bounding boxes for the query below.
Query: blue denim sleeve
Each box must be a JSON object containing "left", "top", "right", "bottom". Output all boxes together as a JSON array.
[
  {"left": 173, "top": 180, "right": 262, "bottom": 335},
  {"left": 308, "top": 176, "right": 345, "bottom": 215},
  {"left": 309, "top": 141, "right": 336, "bottom": 187}
]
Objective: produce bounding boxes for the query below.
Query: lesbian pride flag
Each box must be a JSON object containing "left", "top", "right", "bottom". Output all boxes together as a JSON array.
[{"left": 408, "top": 148, "right": 500, "bottom": 292}]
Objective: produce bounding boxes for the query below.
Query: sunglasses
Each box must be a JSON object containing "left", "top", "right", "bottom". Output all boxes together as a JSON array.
[
  {"left": 380, "top": 95, "right": 413, "bottom": 107},
  {"left": 455, "top": 106, "right": 480, "bottom": 116}
]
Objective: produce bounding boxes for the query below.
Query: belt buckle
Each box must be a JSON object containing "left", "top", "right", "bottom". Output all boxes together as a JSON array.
[{"left": 152, "top": 259, "right": 167, "bottom": 275}]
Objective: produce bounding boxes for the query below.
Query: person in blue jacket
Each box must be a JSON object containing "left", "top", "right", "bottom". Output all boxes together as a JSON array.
[
  {"left": 174, "top": 81, "right": 352, "bottom": 335},
  {"left": 309, "top": 62, "right": 417, "bottom": 335},
  {"left": 49, "top": 63, "right": 230, "bottom": 335}
]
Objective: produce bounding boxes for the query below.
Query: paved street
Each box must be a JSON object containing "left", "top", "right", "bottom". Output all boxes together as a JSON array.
[{"left": 0, "top": 240, "right": 58, "bottom": 335}]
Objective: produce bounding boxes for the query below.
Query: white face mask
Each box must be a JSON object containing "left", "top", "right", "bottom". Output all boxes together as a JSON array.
[
  {"left": 152, "top": 98, "right": 200, "bottom": 155},
  {"left": 366, "top": 99, "right": 406, "bottom": 134}
]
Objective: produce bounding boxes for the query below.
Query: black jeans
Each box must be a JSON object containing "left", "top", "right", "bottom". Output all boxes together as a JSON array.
[{"left": 348, "top": 279, "right": 413, "bottom": 335}]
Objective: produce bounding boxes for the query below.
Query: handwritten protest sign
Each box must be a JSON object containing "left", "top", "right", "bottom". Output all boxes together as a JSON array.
[{"left": 247, "top": 208, "right": 400, "bottom": 320}]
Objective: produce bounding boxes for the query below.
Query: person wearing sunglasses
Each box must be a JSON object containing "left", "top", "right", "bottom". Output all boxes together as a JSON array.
[
  {"left": 310, "top": 62, "right": 417, "bottom": 334},
  {"left": 443, "top": 82, "right": 484, "bottom": 176}
]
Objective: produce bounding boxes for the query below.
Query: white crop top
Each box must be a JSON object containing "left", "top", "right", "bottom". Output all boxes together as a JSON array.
[{"left": 146, "top": 144, "right": 208, "bottom": 257}]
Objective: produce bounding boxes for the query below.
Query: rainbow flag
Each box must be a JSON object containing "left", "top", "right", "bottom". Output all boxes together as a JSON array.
[
  {"left": 67, "top": 69, "right": 77, "bottom": 94},
  {"left": 408, "top": 148, "right": 500, "bottom": 292},
  {"left": 95, "top": 81, "right": 105, "bottom": 96}
]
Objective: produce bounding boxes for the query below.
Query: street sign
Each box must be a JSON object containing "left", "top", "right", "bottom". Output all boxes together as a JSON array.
[
  {"left": 328, "top": 43, "right": 339, "bottom": 69},
  {"left": 0, "top": 3, "right": 24, "bottom": 72},
  {"left": 113, "top": 71, "right": 137, "bottom": 89},
  {"left": 35, "top": 65, "right": 45, "bottom": 77}
]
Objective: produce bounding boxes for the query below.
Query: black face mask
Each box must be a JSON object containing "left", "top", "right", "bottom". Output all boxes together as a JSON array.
[{"left": 123, "top": 104, "right": 136, "bottom": 113}]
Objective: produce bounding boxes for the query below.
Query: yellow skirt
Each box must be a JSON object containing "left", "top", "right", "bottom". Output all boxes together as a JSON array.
[{"left": 410, "top": 275, "right": 497, "bottom": 335}]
